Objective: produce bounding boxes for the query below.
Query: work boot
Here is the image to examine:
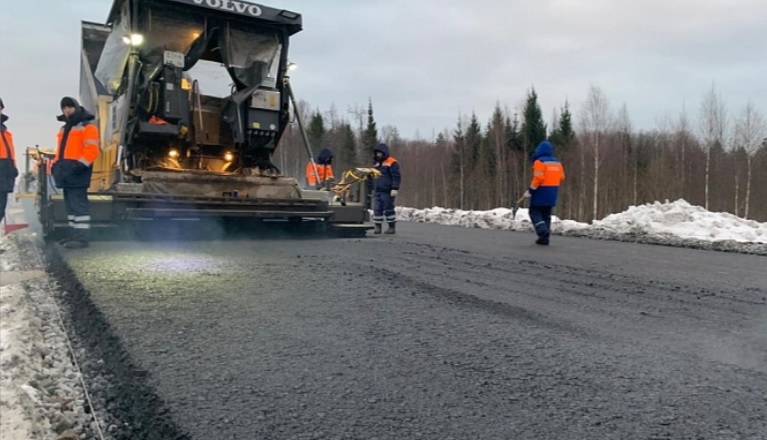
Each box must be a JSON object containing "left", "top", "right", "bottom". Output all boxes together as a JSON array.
[
  {"left": 384, "top": 222, "right": 396, "bottom": 235},
  {"left": 535, "top": 232, "right": 549, "bottom": 246},
  {"left": 373, "top": 224, "right": 382, "bottom": 234},
  {"left": 64, "top": 240, "right": 89, "bottom": 249}
]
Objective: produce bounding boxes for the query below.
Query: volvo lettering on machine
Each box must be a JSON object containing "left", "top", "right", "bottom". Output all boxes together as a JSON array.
[
  {"left": 26, "top": 0, "right": 373, "bottom": 241},
  {"left": 188, "top": 0, "right": 263, "bottom": 17}
]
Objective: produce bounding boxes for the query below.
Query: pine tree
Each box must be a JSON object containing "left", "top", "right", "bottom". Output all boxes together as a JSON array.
[
  {"left": 559, "top": 101, "right": 576, "bottom": 143},
  {"left": 451, "top": 116, "right": 467, "bottom": 209},
  {"left": 363, "top": 98, "right": 379, "bottom": 154},
  {"left": 466, "top": 113, "right": 482, "bottom": 168},
  {"left": 487, "top": 104, "right": 506, "bottom": 206},
  {"left": 522, "top": 87, "right": 548, "bottom": 150},
  {"left": 307, "top": 111, "right": 325, "bottom": 157},
  {"left": 505, "top": 113, "right": 523, "bottom": 152},
  {"left": 480, "top": 122, "right": 496, "bottom": 170},
  {"left": 436, "top": 132, "right": 447, "bottom": 146},
  {"left": 478, "top": 119, "right": 498, "bottom": 209},
  {"left": 550, "top": 101, "right": 576, "bottom": 152},
  {"left": 464, "top": 113, "right": 483, "bottom": 209},
  {"left": 521, "top": 88, "right": 547, "bottom": 186},
  {"left": 338, "top": 123, "right": 358, "bottom": 168},
  {"left": 505, "top": 112, "right": 525, "bottom": 198}
]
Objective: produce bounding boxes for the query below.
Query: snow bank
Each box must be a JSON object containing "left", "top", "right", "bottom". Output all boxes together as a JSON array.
[
  {"left": 592, "top": 199, "right": 767, "bottom": 244},
  {"left": 396, "top": 206, "right": 590, "bottom": 232},
  {"left": 398, "top": 199, "right": 767, "bottom": 245}
]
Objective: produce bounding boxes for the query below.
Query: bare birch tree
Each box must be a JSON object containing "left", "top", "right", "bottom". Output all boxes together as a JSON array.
[
  {"left": 698, "top": 84, "right": 727, "bottom": 211},
  {"left": 347, "top": 103, "right": 367, "bottom": 160},
  {"left": 579, "top": 84, "right": 611, "bottom": 221},
  {"left": 734, "top": 102, "right": 766, "bottom": 219},
  {"left": 347, "top": 104, "right": 365, "bottom": 136},
  {"left": 726, "top": 123, "right": 742, "bottom": 216}
]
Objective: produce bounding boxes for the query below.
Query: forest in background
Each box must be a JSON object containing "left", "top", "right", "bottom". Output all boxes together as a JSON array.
[{"left": 276, "top": 84, "right": 767, "bottom": 223}]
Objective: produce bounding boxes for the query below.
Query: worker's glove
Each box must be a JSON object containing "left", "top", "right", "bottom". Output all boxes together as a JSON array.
[
  {"left": 390, "top": 189, "right": 398, "bottom": 198},
  {"left": 522, "top": 190, "right": 532, "bottom": 199}
]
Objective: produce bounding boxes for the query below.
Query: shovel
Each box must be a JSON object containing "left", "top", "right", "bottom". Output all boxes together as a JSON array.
[
  {"left": 511, "top": 194, "right": 527, "bottom": 220},
  {"left": 3, "top": 210, "right": 28, "bottom": 235}
]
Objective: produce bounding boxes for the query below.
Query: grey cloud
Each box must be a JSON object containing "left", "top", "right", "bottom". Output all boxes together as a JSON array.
[{"left": 2, "top": 0, "right": 765, "bottom": 154}]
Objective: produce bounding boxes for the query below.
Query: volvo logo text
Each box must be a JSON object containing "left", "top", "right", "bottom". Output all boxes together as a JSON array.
[{"left": 191, "top": 0, "right": 263, "bottom": 17}]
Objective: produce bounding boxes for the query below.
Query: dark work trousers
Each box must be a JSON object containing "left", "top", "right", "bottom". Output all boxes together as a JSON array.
[
  {"left": 0, "top": 192, "right": 7, "bottom": 223},
  {"left": 373, "top": 191, "right": 396, "bottom": 226},
  {"left": 64, "top": 187, "right": 91, "bottom": 242},
  {"left": 529, "top": 206, "right": 553, "bottom": 239}
]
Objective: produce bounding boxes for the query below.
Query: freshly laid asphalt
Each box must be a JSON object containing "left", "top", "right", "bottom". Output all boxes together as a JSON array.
[{"left": 50, "top": 221, "right": 767, "bottom": 440}]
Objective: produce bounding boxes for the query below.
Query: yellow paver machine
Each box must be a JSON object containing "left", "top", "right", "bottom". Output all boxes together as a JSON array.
[{"left": 29, "top": 0, "right": 376, "bottom": 240}]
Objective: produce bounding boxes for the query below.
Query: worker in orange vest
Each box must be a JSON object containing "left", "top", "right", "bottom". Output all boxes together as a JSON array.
[
  {"left": 51, "top": 97, "right": 100, "bottom": 249},
  {"left": 0, "top": 98, "right": 19, "bottom": 223},
  {"left": 524, "top": 140, "right": 565, "bottom": 246},
  {"left": 305, "top": 147, "right": 334, "bottom": 189},
  {"left": 372, "top": 142, "right": 400, "bottom": 234}
]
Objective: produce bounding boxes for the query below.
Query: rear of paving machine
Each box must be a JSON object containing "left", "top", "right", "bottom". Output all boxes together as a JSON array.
[{"left": 35, "top": 0, "right": 372, "bottom": 239}]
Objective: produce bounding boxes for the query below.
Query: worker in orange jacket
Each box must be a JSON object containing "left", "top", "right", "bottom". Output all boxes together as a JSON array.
[
  {"left": 306, "top": 147, "right": 334, "bottom": 189},
  {"left": 372, "top": 142, "right": 400, "bottom": 234},
  {"left": 0, "top": 98, "right": 19, "bottom": 223},
  {"left": 51, "top": 97, "right": 100, "bottom": 249},
  {"left": 524, "top": 140, "right": 565, "bottom": 246}
]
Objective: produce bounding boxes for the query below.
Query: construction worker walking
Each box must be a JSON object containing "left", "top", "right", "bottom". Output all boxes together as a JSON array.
[
  {"left": 0, "top": 98, "right": 19, "bottom": 223},
  {"left": 372, "top": 142, "right": 400, "bottom": 234},
  {"left": 524, "top": 140, "right": 565, "bottom": 246},
  {"left": 51, "top": 97, "right": 100, "bottom": 249}
]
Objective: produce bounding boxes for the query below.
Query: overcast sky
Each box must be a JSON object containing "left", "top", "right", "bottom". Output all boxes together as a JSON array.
[{"left": 1, "top": 0, "right": 765, "bottom": 156}]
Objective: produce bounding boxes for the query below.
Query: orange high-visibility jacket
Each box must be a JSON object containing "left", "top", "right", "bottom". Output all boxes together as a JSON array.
[
  {"left": 1, "top": 128, "right": 17, "bottom": 192},
  {"left": 306, "top": 162, "right": 334, "bottom": 187},
  {"left": 529, "top": 152, "right": 565, "bottom": 207},
  {"left": 0, "top": 129, "right": 15, "bottom": 161},
  {"left": 530, "top": 159, "right": 565, "bottom": 189},
  {"left": 55, "top": 123, "right": 100, "bottom": 164}
]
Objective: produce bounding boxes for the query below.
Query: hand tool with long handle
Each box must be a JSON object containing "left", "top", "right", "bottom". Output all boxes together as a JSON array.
[{"left": 511, "top": 194, "right": 527, "bottom": 219}]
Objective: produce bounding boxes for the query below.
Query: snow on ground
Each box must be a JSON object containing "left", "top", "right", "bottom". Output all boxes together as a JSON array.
[
  {"left": 592, "top": 200, "right": 767, "bottom": 244},
  {"left": 397, "top": 206, "right": 589, "bottom": 233},
  {"left": 1, "top": 207, "right": 96, "bottom": 439},
  {"left": 398, "top": 199, "right": 767, "bottom": 245},
  {"left": 1, "top": 197, "right": 765, "bottom": 439}
]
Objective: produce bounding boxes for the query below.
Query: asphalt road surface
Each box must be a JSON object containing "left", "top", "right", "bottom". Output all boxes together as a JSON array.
[{"left": 50, "top": 221, "right": 767, "bottom": 440}]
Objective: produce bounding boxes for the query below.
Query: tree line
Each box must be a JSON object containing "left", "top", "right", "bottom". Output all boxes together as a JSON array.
[{"left": 277, "top": 84, "right": 767, "bottom": 223}]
